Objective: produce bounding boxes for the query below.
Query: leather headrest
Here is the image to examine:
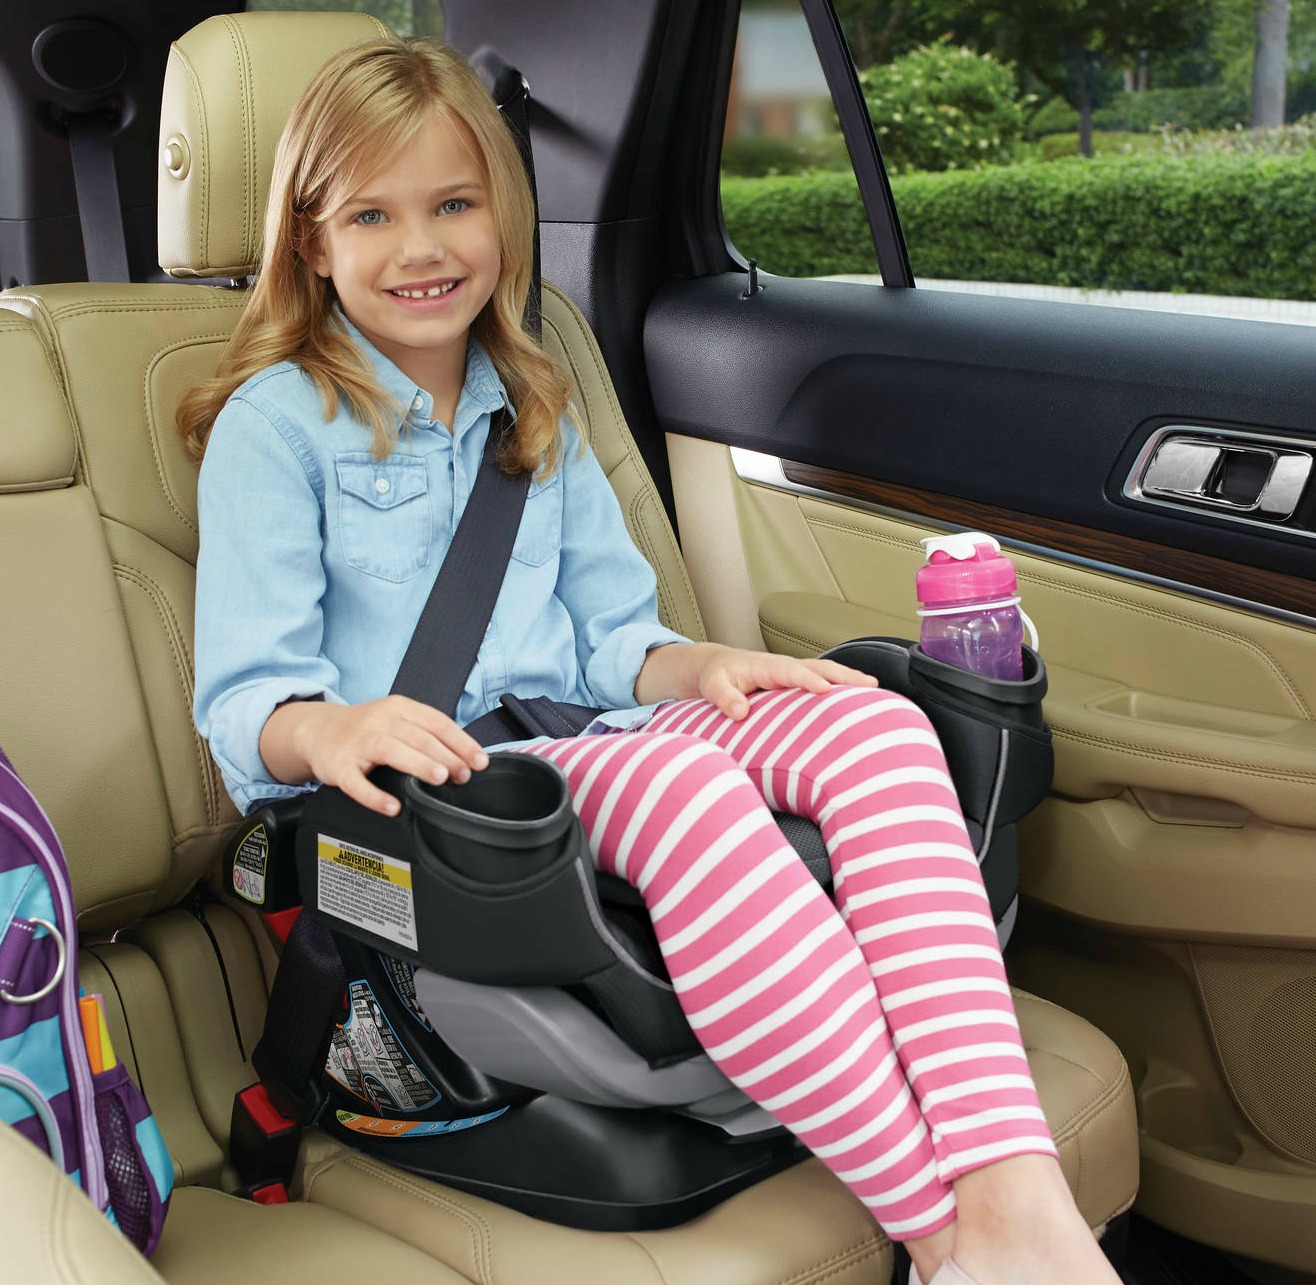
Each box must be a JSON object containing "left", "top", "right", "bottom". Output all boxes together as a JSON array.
[
  {"left": 0, "top": 309, "right": 75, "bottom": 491},
  {"left": 158, "top": 11, "right": 390, "bottom": 279}
]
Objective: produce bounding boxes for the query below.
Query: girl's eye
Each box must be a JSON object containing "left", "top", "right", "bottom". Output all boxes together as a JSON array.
[
  {"left": 354, "top": 209, "right": 385, "bottom": 226},
  {"left": 439, "top": 198, "right": 468, "bottom": 215}
]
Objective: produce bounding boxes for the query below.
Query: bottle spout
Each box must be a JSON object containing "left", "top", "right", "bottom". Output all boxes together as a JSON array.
[{"left": 919, "top": 531, "right": 1001, "bottom": 563}]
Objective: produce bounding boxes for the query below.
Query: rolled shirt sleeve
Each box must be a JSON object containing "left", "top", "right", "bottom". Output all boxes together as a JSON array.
[{"left": 193, "top": 391, "right": 344, "bottom": 812}]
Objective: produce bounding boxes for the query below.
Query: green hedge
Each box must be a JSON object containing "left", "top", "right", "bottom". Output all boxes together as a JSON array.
[
  {"left": 1036, "top": 131, "right": 1161, "bottom": 161},
  {"left": 720, "top": 132, "right": 851, "bottom": 178},
  {"left": 721, "top": 151, "right": 1316, "bottom": 297},
  {"left": 1027, "top": 87, "right": 1248, "bottom": 139}
]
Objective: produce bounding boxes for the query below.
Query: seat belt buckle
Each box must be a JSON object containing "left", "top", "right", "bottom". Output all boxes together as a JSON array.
[
  {"left": 230, "top": 1083, "right": 302, "bottom": 1193},
  {"left": 249, "top": 1181, "right": 291, "bottom": 1205}
]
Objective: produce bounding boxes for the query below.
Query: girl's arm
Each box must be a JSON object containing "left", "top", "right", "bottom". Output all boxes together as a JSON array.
[{"left": 635, "top": 642, "right": 878, "bottom": 721}]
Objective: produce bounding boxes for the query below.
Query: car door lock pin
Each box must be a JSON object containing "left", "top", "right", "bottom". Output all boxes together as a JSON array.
[{"left": 741, "top": 258, "right": 762, "bottom": 299}]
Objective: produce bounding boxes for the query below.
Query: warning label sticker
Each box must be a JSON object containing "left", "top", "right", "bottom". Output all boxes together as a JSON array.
[
  {"left": 316, "top": 834, "right": 417, "bottom": 951},
  {"left": 231, "top": 823, "right": 268, "bottom": 905},
  {"left": 324, "top": 978, "right": 441, "bottom": 1114}
]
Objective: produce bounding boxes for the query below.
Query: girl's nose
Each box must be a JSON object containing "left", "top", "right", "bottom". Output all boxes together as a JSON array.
[{"left": 398, "top": 218, "right": 444, "bottom": 265}]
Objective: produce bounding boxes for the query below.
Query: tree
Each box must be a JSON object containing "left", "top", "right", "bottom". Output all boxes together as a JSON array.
[
  {"left": 1251, "top": 0, "right": 1291, "bottom": 126},
  {"left": 832, "top": 0, "right": 957, "bottom": 67},
  {"left": 927, "top": 0, "right": 1200, "bottom": 155}
]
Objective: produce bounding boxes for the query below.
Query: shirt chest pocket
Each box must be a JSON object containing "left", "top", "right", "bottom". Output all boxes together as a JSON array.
[
  {"left": 336, "top": 454, "right": 431, "bottom": 582},
  {"left": 510, "top": 471, "right": 564, "bottom": 567}
]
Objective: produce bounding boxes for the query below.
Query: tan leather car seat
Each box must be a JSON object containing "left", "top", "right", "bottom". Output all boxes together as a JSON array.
[{"left": 0, "top": 10, "right": 1137, "bottom": 1284}]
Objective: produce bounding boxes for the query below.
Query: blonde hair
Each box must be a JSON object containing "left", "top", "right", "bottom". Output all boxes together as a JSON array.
[{"left": 178, "top": 36, "right": 571, "bottom": 474}]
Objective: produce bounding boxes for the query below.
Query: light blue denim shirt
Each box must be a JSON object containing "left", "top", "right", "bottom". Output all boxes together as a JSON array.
[{"left": 193, "top": 322, "right": 688, "bottom": 813}]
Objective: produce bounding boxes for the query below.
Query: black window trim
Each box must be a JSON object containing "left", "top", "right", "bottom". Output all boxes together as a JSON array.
[{"left": 800, "top": 0, "right": 913, "bottom": 288}]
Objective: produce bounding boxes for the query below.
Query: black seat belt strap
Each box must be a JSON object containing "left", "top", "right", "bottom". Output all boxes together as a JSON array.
[
  {"left": 248, "top": 913, "right": 345, "bottom": 1124},
  {"left": 486, "top": 55, "right": 541, "bottom": 341},
  {"left": 66, "top": 112, "right": 131, "bottom": 282},
  {"left": 390, "top": 407, "right": 530, "bottom": 709}
]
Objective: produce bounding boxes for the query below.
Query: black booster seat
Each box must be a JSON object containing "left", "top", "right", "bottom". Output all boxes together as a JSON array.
[{"left": 235, "top": 639, "right": 1051, "bottom": 1230}]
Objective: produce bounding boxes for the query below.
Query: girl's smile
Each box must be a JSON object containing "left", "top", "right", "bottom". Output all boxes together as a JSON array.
[
  {"left": 305, "top": 110, "right": 500, "bottom": 423},
  {"left": 386, "top": 278, "right": 463, "bottom": 302}
]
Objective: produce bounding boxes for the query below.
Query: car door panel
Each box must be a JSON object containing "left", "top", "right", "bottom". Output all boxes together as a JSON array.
[{"left": 649, "top": 275, "right": 1316, "bottom": 1269}]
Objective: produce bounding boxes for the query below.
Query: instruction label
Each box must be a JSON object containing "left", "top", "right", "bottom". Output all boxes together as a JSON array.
[
  {"left": 382, "top": 954, "right": 434, "bottom": 1032},
  {"left": 334, "top": 1106, "right": 508, "bottom": 1139},
  {"left": 230, "top": 823, "right": 268, "bottom": 905},
  {"left": 324, "top": 978, "right": 440, "bottom": 1113},
  {"left": 316, "top": 834, "right": 417, "bottom": 951}
]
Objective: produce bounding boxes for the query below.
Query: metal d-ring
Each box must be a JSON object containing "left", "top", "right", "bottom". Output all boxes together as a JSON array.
[{"left": 0, "top": 919, "right": 67, "bottom": 1005}]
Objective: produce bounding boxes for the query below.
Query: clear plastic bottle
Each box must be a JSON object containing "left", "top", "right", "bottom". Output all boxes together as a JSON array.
[{"left": 915, "top": 532, "right": 1034, "bottom": 680}]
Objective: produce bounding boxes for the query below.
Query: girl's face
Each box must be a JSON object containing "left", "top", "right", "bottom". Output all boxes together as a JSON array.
[{"left": 306, "top": 109, "right": 501, "bottom": 408}]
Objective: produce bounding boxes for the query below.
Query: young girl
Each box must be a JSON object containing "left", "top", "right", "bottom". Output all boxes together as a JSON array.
[{"left": 187, "top": 36, "right": 1120, "bottom": 1285}]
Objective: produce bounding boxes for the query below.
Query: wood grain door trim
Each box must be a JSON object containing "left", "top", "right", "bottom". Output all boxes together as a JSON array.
[{"left": 762, "top": 457, "right": 1316, "bottom": 622}]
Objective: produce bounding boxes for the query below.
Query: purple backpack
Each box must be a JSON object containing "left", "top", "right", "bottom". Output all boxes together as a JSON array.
[{"left": 0, "top": 748, "right": 173, "bottom": 1254}]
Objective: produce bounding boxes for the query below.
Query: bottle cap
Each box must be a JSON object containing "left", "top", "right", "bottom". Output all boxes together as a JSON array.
[{"left": 916, "top": 531, "right": 1018, "bottom": 606}]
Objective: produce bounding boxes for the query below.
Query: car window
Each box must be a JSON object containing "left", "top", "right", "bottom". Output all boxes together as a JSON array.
[
  {"left": 244, "top": 0, "right": 443, "bottom": 38},
  {"left": 720, "top": 1, "right": 879, "bottom": 280},
  {"left": 726, "top": 0, "right": 1316, "bottom": 327}
]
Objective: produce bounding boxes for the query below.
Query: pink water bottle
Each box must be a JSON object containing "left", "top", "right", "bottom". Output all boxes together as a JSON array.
[{"left": 916, "top": 532, "right": 1035, "bottom": 680}]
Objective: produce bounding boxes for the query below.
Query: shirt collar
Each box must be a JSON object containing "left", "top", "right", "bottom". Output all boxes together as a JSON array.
[{"left": 337, "top": 311, "right": 508, "bottom": 437}]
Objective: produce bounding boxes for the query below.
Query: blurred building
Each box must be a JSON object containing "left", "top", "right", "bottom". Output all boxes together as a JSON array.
[{"left": 726, "top": 8, "right": 831, "bottom": 141}]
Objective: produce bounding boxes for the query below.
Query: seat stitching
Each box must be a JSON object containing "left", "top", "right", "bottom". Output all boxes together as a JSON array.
[
  {"left": 775, "top": 1234, "right": 886, "bottom": 1285},
  {"left": 761, "top": 620, "right": 829, "bottom": 655},
  {"left": 1, "top": 295, "right": 89, "bottom": 489},
  {"left": 17, "top": 300, "right": 250, "bottom": 322},
  {"left": 629, "top": 488, "right": 703, "bottom": 638},
  {"left": 324, "top": 1153, "right": 495, "bottom": 1283},
  {"left": 217, "top": 16, "right": 254, "bottom": 270},
  {"left": 112, "top": 563, "right": 216, "bottom": 823},
  {"left": 138, "top": 331, "right": 242, "bottom": 535},
  {"left": 177, "top": 48, "right": 209, "bottom": 265},
  {"left": 627, "top": 489, "right": 683, "bottom": 632},
  {"left": 1051, "top": 724, "right": 1316, "bottom": 783},
  {"left": 1037, "top": 1051, "right": 1131, "bottom": 1142}
]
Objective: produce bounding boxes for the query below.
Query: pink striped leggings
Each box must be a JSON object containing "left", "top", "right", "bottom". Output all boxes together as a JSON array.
[{"left": 524, "top": 685, "right": 1056, "bottom": 1240}]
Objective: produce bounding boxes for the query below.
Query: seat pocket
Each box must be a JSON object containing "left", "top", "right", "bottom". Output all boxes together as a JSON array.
[
  {"left": 336, "top": 454, "right": 431, "bottom": 582},
  {"left": 510, "top": 471, "right": 563, "bottom": 567}
]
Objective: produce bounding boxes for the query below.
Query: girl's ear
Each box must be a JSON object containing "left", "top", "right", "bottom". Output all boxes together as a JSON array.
[{"left": 300, "top": 229, "right": 331, "bottom": 279}]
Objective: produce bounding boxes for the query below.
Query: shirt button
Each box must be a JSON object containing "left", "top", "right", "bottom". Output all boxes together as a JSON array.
[
  {"left": 411, "top": 394, "right": 424, "bottom": 411},
  {"left": 374, "top": 477, "right": 390, "bottom": 495}
]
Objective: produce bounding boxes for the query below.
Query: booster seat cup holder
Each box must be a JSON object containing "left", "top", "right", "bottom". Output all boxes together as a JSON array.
[
  {"left": 404, "top": 751, "right": 577, "bottom": 883},
  {"left": 297, "top": 751, "right": 632, "bottom": 987}
]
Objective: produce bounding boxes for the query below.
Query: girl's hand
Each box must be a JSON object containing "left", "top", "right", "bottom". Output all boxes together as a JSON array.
[
  {"left": 259, "top": 694, "right": 489, "bottom": 815},
  {"left": 696, "top": 648, "right": 879, "bottom": 720},
  {"left": 636, "top": 642, "right": 878, "bottom": 721}
]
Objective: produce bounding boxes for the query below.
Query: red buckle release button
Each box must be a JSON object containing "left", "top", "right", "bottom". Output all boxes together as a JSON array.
[
  {"left": 238, "top": 1083, "right": 297, "bottom": 1137},
  {"left": 250, "top": 1181, "right": 290, "bottom": 1205}
]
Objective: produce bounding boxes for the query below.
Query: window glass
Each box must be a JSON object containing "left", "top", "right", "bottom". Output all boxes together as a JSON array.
[
  {"left": 244, "top": 0, "right": 442, "bottom": 39},
  {"left": 726, "top": 1, "right": 1316, "bottom": 322},
  {"left": 720, "top": 1, "right": 879, "bottom": 279},
  {"left": 827, "top": 0, "right": 1316, "bottom": 324}
]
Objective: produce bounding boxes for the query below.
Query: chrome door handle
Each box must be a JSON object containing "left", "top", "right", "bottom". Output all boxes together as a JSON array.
[{"left": 1127, "top": 427, "right": 1314, "bottom": 522}]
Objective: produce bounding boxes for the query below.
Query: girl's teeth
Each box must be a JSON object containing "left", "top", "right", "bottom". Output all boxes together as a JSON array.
[{"left": 393, "top": 283, "right": 456, "bottom": 298}]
